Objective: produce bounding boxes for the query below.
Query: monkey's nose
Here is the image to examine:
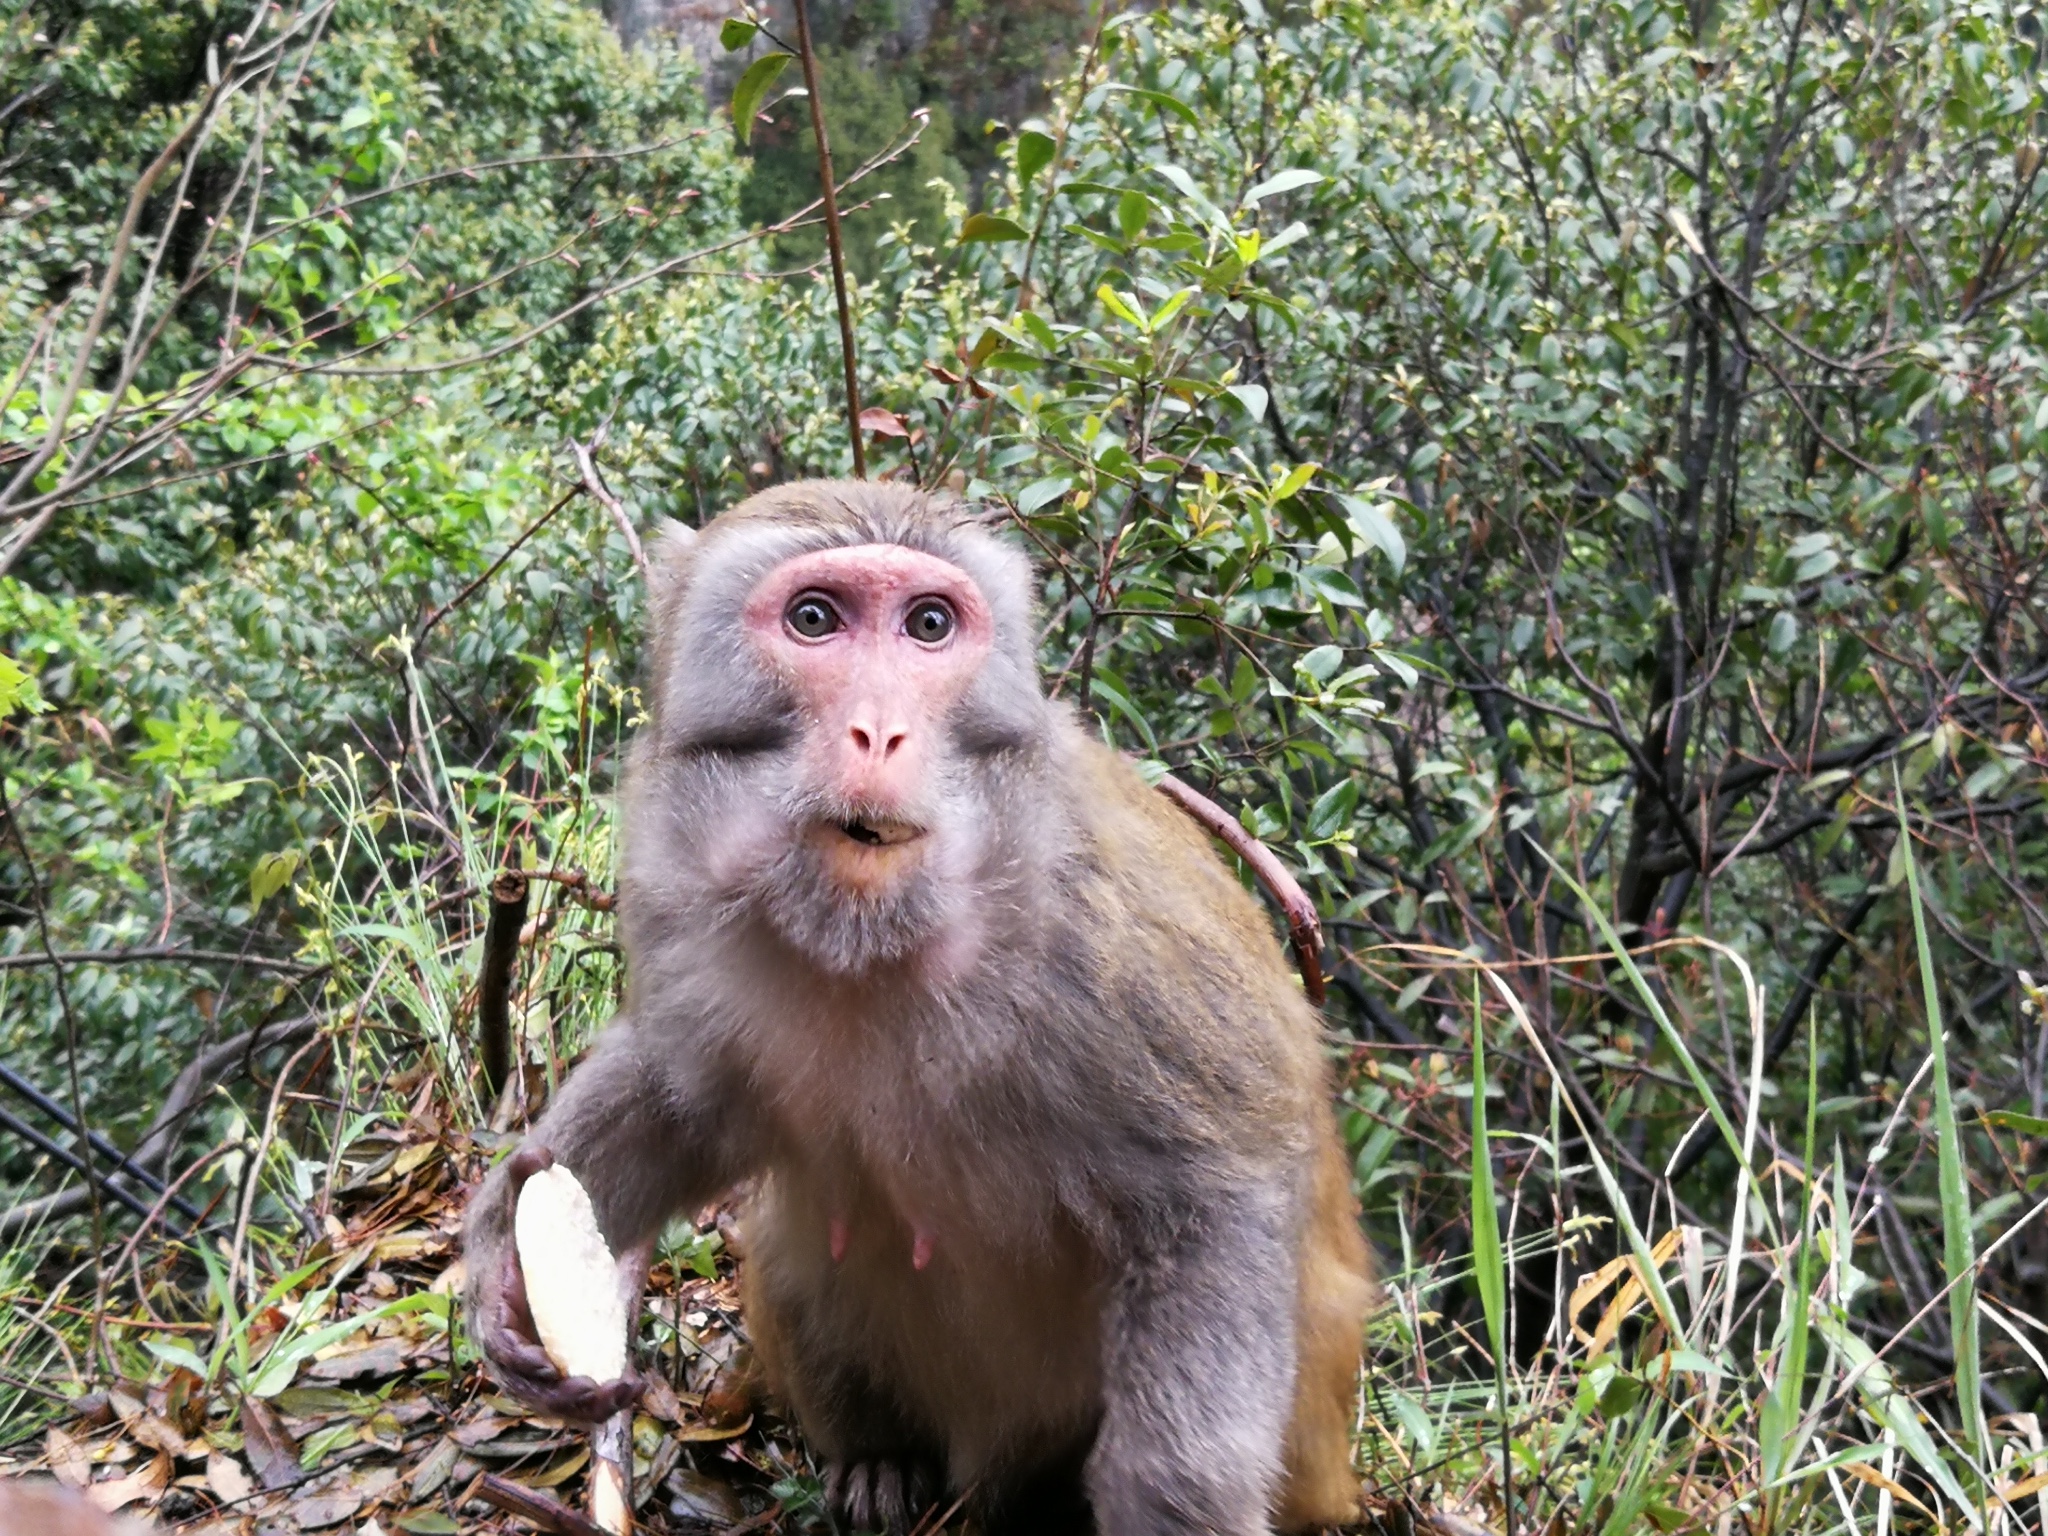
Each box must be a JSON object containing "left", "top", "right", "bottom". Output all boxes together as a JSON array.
[{"left": 847, "top": 719, "right": 909, "bottom": 760}]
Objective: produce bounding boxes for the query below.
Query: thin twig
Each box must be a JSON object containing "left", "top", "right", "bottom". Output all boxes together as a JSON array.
[
  {"left": 0, "top": 1010, "right": 323, "bottom": 1241},
  {"left": 222, "top": 1032, "right": 327, "bottom": 1311},
  {"left": 0, "top": 769, "right": 107, "bottom": 1369},
  {"left": 790, "top": 0, "right": 866, "bottom": 478},
  {"left": 570, "top": 437, "right": 649, "bottom": 580},
  {"left": 416, "top": 488, "right": 579, "bottom": 641},
  {"left": 0, "top": 946, "right": 314, "bottom": 974}
]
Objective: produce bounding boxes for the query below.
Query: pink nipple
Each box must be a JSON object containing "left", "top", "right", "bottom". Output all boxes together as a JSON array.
[{"left": 830, "top": 1215, "right": 849, "bottom": 1263}]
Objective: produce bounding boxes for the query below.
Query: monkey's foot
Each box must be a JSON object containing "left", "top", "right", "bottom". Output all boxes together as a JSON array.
[{"left": 823, "top": 1455, "right": 941, "bottom": 1535}]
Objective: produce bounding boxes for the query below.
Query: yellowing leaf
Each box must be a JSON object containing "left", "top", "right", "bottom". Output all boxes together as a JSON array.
[{"left": 249, "top": 848, "right": 302, "bottom": 905}]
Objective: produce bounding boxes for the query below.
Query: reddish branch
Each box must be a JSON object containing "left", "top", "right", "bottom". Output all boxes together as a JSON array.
[
  {"left": 1155, "top": 775, "right": 1327, "bottom": 1007},
  {"left": 470, "top": 1472, "right": 613, "bottom": 1536},
  {"left": 524, "top": 866, "right": 617, "bottom": 913}
]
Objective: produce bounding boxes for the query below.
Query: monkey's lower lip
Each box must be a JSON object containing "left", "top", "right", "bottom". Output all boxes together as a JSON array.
[{"left": 837, "top": 817, "right": 922, "bottom": 848}]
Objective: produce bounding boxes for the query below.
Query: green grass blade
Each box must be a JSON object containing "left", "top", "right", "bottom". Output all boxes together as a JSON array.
[
  {"left": 1468, "top": 977, "right": 1513, "bottom": 1533},
  {"left": 1530, "top": 845, "right": 1780, "bottom": 1246},
  {"left": 1480, "top": 967, "right": 1690, "bottom": 1350},
  {"left": 1762, "top": 1008, "right": 1822, "bottom": 1497},
  {"left": 1895, "top": 771, "right": 1982, "bottom": 1464},
  {"left": 1470, "top": 978, "right": 1507, "bottom": 1360}
]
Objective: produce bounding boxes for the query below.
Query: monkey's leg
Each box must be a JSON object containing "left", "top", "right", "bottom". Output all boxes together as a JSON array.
[
  {"left": 1277, "top": 1134, "right": 1372, "bottom": 1530},
  {"left": 1086, "top": 1187, "right": 1299, "bottom": 1536},
  {"left": 743, "top": 1263, "right": 943, "bottom": 1535}
]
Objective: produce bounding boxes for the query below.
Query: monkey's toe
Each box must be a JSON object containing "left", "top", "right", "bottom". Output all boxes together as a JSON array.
[{"left": 825, "top": 1455, "right": 939, "bottom": 1534}]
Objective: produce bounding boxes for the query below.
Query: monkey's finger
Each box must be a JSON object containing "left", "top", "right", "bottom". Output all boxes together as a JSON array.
[
  {"left": 505, "top": 1143, "right": 555, "bottom": 1188},
  {"left": 498, "top": 1247, "right": 546, "bottom": 1341},
  {"left": 594, "top": 1374, "right": 643, "bottom": 1418},
  {"left": 487, "top": 1329, "right": 563, "bottom": 1386},
  {"left": 842, "top": 1463, "right": 875, "bottom": 1531},
  {"left": 538, "top": 1373, "right": 634, "bottom": 1423},
  {"left": 873, "top": 1461, "right": 908, "bottom": 1534}
]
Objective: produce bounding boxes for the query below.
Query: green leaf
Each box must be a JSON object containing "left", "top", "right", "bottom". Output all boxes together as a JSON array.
[
  {"left": 1243, "top": 167, "right": 1324, "bottom": 205},
  {"left": 1096, "top": 284, "right": 1147, "bottom": 327},
  {"left": 249, "top": 849, "right": 302, "bottom": 906},
  {"left": 1110, "top": 85, "right": 1200, "bottom": 126},
  {"left": 1296, "top": 645, "right": 1343, "bottom": 684},
  {"left": 1767, "top": 610, "right": 1798, "bottom": 656},
  {"left": 730, "top": 53, "right": 793, "bottom": 146},
  {"left": 719, "top": 17, "right": 760, "bottom": 50},
  {"left": 0, "top": 652, "right": 48, "bottom": 717},
  {"left": 1016, "top": 130, "right": 1057, "bottom": 188},
  {"left": 1306, "top": 776, "right": 1358, "bottom": 839},
  {"left": 1226, "top": 384, "right": 1269, "bottom": 421},
  {"left": 959, "top": 213, "right": 1031, "bottom": 244},
  {"left": 1270, "top": 461, "right": 1317, "bottom": 503},
  {"left": 1015, "top": 476, "right": 1072, "bottom": 514},
  {"left": 1340, "top": 494, "right": 1407, "bottom": 576},
  {"left": 1986, "top": 1109, "right": 2048, "bottom": 1136},
  {"left": 1469, "top": 980, "right": 1508, "bottom": 1389},
  {"left": 1090, "top": 669, "right": 1156, "bottom": 750},
  {"left": 1117, "top": 190, "right": 1151, "bottom": 242},
  {"left": 1895, "top": 772, "right": 1982, "bottom": 1458}
]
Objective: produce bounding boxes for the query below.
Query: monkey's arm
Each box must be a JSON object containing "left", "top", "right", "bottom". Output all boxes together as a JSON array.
[
  {"left": 463, "top": 1016, "right": 749, "bottom": 1418},
  {"left": 1087, "top": 1180, "right": 1300, "bottom": 1536}
]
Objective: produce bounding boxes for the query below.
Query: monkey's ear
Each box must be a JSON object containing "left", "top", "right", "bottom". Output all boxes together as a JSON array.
[{"left": 647, "top": 518, "right": 698, "bottom": 602}]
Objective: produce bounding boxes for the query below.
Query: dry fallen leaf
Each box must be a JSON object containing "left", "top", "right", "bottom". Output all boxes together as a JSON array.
[
  {"left": 44, "top": 1424, "right": 92, "bottom": 1488},
  {"left": 290, "top": 1462, "right": 399, "bottom": 1529},
  {"left": 638, "top": 1375, "right": 683, "bottom": 1424},
  {"left": 238, "top": 1396, "right": 303, "bottom": 1491},
  {"left": 85, "top": 1450, "right": 171, "bottom": 1513},
  {"left": 404, "top": 1435, "right": 460, "bottom": 1500},
  {"left": 207, "top": 1450, "right": 257, "bottom": 1504},
  {"left": 307, "top": 1336, "right": 410, "bottom": 1382}
]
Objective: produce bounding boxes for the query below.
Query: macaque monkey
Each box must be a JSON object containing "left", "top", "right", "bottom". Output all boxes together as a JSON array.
[
  {"left": 465, "top": 481, "right": 1373, "bottom": 1534},
  {"left": 0, "top": 1480, "right": 151, "bottom": 1536}
]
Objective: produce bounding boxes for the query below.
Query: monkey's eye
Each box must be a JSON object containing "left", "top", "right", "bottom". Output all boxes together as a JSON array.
[
  {"left": 784, "top": 593, "right": 842, "bottom": 640},
  {"left": 905, "top": 599, "right": 956, "bottom": 645}
]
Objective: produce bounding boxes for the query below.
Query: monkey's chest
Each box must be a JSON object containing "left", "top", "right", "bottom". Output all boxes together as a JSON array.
[{"left": 745, "top": 1144, "right": 1105, "bottom": 1472}]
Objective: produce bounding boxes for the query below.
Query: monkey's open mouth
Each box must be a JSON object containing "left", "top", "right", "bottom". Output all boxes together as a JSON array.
[{"left": 837, "top": 817, "right": 922, "bottom": 848}]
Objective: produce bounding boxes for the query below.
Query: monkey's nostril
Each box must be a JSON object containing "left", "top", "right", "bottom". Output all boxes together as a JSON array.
[
  {"left": 849, "top": 725, "right": 874, "bottom": 755},
  {"left": 882, "top": 730, "right": 908, "bottom": 758}
]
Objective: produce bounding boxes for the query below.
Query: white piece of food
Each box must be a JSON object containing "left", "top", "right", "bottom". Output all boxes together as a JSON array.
[{"left": 514, "top": 1162, "right": 628, "bottom": 1383}]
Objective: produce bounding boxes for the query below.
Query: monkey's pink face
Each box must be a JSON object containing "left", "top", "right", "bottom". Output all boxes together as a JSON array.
[{"left": 743, "top": 544, "right": 995, "bottom": 896}]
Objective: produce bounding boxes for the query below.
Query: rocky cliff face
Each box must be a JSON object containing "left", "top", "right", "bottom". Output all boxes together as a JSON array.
[
  {"left": 604, "top": 0, "right": 941, "bottom": 70},
  {"left": 603, "top": 0, "right": 732, "bottom": 65}
]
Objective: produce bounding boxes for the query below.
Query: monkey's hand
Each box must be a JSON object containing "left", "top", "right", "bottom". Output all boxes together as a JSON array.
[{"left": 469, "top": 1145, "right": 644, "bottom": 1421}]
